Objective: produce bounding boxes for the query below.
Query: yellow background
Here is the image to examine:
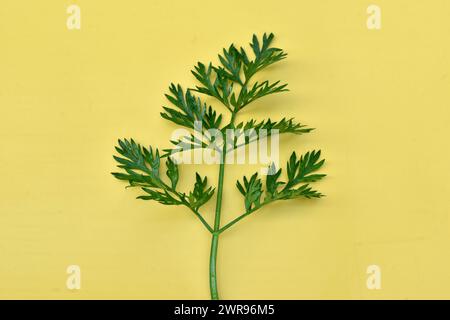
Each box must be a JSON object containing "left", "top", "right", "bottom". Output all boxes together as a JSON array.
[{"left": 1, "top": 0, "right": 449, "bottom": 299}]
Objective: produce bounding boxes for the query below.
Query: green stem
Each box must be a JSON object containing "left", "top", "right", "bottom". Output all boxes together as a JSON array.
[
  {"left": 219, "top": 197, "right": 279, "bottom": 233},
  {"left": 209, "top": 232, "right": 220, "bottom": 299},
  {"left": 219, "top": 206, "right": 259, "bottom": 233},
  {"left": 209, "top": 108, "right": 237, "bottom": 300},
  {"left": 189, "top": 207, "right": 213, "bottom": 233},
  {"left": 210, "top": 156, "right": 225, "bottom": 300}
]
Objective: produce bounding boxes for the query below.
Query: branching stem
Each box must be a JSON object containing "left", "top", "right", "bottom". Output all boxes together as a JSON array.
[
  {"left": 209, "top": 148, "right": 226, "bottom": 300},
  {"left": 209, "top": 110, "right": 237, "bottom": 300},
  {"left": 186, "top": 206, "right": 213, "bottom": 233},
  {"left": 218, "top": 198, "right": 277, "bottom": 234}
]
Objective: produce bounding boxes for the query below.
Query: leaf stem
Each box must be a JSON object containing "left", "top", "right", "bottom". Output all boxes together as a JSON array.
[
  {"left": 218, "top": 207, "right": 257, "bottom": 233},
  {"left": 209, "top": 232, "right": 220, "bottom": 299},
  {"left": 209, "top": 150, "right": 226, "bottom": 300},
  {"left": 209, "top": 108, "right": 236, "bottom": 300},
  {"left": 218, "top": 198, "right": 277, "bottom": 233},
  {"left": 186, "top": 206, "right": 213, "bottom": 233},
  {"left": 162, "top": 184, "right": 213, "bottom": 233}
]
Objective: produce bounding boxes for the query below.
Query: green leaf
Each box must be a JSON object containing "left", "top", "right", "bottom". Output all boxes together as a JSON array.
[
  {"left": 237, "top": 80, "right": 288, "bottom": 109},
  {"left": 112, "top": 139, "right": 185, "bottom": 205},
  {"left": 236, "top": 117, "right": 312, "bottom": 135},
  {"left": 113, "top": 139, "right": 159, "bottom": 182},
  {"left": 162, "top": 132, "right": 209, "bottom": 158},
  {"left": 166, "top": 157, "right": 179, "bottom": 189},
  {"left": 265, "top": 163, "right": 284, "bottom": 198},
  {"left": 188, "top": 173, "right": 215, "bottom": 210},
  {"left": 287, "top": 150, "right": 326, "bottom": 185},
  {"left": 138, "top": 188, "right": 182, "bottom": 205},
  {"left": 191, "top": 62, "right": 233, "bottom": 109},
  {"left": 217, "top": 45, "right": 243, "bottom": 84},
  {"left": 161, "top": 84, "right": 222, "bottom": 130},
  {"left": 190, "top": 33, "right": 288, "bottom": 112},
  {"left": 242, "top": 33, "right": 287, "bottom": 79},
  {"left": 204, "top": 106, "right": 223, "bottom": 129},
  {"left": 229, "top": 118, "right": 312, "bottom": 152},
  {"left": 236, "top": 173, "right": 263, "bottom": 211},
  {"left": 279, "top": 184, "right": 323, "bottom": 200},
  {"left": 279, "top": 150, "right": 326, "bottom": 200}
]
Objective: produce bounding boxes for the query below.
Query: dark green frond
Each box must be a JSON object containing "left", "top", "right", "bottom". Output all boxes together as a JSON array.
[
  {"left": 112, "top": 139, "right": 181, "bottom": 205},
  {"left": 228, "top": 118, "right": 312, "bottom": 152},
  {"left": 188, "top": 173, "right": 215, "bottom": 210},
  {"left": 286, "top": 150, "right": 326, "bottom": 186},
  {"left": 217, "top": 45, "right": 243, "bottom": 85},
  {"left": 165, "top": 157, "right": 179, "bottom": 189},
  {"left": 237, "top": 80, "right": 288, "bottom": 110},
  {"left": 161, "top": 83, "right": 223, "bottom": 130},
  {"left": 235, "top": 117, "right": 312, "bottom": 135},
  {"left": 241, "top": 33, "right": 287, "bottom": 80},
  {"left": 162, "top": 132, "right": 210, "bottom": 158},
  {"left": 236, "top": 150, "right": 325, "bottom": 210},
  {"left": 236, "top": 173, "right": 263, "bottom": 211},
  {"left": 265, "top": 163, "right": 284, "bottom": 199},
  {"left": 278, "top": 184, "right": 324, "bottom": 200},
  {"left": 278, "top": 150, "right": 326, "bottom": 200},
  {"left": 191, "top": 62, "right": 234, "bottom": 110},
  {"left": 191, "top": 33, "right": 288, "bottom": 111},
  {"left": 138, "top": 188, "right": 182, "bottom": 205}
]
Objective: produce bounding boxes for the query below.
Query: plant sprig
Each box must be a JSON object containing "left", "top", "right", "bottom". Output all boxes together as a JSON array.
[
  {"left": 112, "top": 138, "right": 214, "bottom": 232},
  {"left": 112, "top": 33, "right": 326, "bottom": 300}
]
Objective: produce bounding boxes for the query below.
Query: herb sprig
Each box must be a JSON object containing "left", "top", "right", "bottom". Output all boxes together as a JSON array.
[{"left": 112, "top": 33, "right": 326, "bottom": 299}]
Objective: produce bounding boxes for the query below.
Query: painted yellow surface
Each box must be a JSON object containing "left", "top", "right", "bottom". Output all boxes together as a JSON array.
[{"left": 0, "top": 0, "right": 449, "bottom": 299}]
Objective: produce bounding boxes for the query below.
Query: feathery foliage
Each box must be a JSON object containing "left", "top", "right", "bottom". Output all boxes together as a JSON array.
[{"left": 112, "top": 33, "right": 326, "bottom": 300}]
